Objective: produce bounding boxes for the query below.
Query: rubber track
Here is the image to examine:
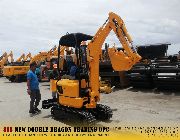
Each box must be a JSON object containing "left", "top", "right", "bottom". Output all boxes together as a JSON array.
[
  {"left": 51, "top": 104, "right": 96, "bottom": 126},
  {"left": 93, "top": 104, "right": 113, "bottom": 121}
]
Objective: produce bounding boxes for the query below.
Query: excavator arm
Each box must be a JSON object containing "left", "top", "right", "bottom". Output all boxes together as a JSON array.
[
  {"left": 0, "top": 51, "right": 14, "bottom": 68},
  {"left": 88, "top": 12, "right": 140, "bottom": 68},
  {"left": 30, "top": 47, "right": 55, "bottom": 64},
  {"left": 48, "top": 45, "right": 57, "bottom": 55},
  {"left": 24, "top": 52, "right": 32, "bottom": 61},
  {"left": 86, "top": 12, "right": 141, "bottom": 108},
  {"left": 52, "top": 46, "right": 66, "bottom": 56},
  {"left": 9, "top": 51, "right": 14, "bottom": 63},
  {"left": 30, "top": 46, "right": 66, "bottom": 65},
  {"left": 16, "top": 53, "right": 25, "bottom": 62},
  {"left": 0, "top": 52, "right": 7, "bottom": 61},
  {"left": 30, "top": 52, "right": 50, "bottom": 64}
]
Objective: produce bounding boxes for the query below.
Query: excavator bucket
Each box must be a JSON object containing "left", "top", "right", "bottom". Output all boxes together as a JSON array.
[{"left": 108, "top": 47, "right": 141, "bottom": 71}]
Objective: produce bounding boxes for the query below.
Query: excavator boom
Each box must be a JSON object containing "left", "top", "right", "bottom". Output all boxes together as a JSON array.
[
  {"left": 0, "top": 51, "right": 14, "bottom": 76},
  {"left": 16, "top": 53, "right": 25, "bottom": 62},
  {"left": 24, "top": 52, "right": 32, "bottom": 61},
  {"left": 0, "top": 52, "right": 7, "bottom": 61},
  {"left": 86, "top": 12, "right": 141, "bottom": 107},
  {"left": 30, "top": 45, "right": 64, "bottom": 64},
  {"left": 0, "top": 51, "right": 13, "bottom": 67}
]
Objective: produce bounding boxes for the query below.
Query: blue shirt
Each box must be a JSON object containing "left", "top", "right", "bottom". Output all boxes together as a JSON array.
[
  {"left": 27, "top": 70, "right": 39, "bottom": 90},
  {"left": 70, "top": 65, "right": 77, "bottom": 76}
]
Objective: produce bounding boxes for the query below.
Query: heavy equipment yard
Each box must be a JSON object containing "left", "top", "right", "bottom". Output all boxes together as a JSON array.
[
  {"left": 0, "top": 0, "right": 180, "bottom": 139},
  {"left": 0, "top": 12, "right": 180, "bottom": 126},
  {"left": 0, "top": 77, "right": 180, "bottom": 126}
]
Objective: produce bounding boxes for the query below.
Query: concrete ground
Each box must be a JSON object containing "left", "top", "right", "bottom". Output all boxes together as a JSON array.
[{"left": 0, "top": 77, "right": 180, "bottom": 127}]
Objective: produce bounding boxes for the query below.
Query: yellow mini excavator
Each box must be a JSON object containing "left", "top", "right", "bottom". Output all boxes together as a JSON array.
[{"left": 42, "top": 12, "right": 141, "bottom": 125}]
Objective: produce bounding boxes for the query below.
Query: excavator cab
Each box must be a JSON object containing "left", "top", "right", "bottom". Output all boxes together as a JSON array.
[
  {"left": 58, "top": 33, "right": 93, "bottom": 78},
  {"left": 55, "top": 33, "right": 93, "bottom": 108}
]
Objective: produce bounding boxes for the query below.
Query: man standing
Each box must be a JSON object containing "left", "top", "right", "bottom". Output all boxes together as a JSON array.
[{"left": 27, "top": 62, "right": 41, "bottom": 114}]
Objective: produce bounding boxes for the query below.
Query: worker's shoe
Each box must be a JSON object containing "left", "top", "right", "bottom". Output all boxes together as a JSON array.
[
  {"left": 29, "top": 110, "right": 36, "bottom": 114},
  {"left": 34, "top": 108, "right": 41, "bottom": 113}
]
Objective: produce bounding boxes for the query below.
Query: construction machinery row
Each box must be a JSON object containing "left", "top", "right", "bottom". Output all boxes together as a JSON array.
[
  {"left": 1, "top": 46, "right": 66, "bottom": 82},
  {"left": 1, "top": 39, "right": 178, "bottom": 91}
]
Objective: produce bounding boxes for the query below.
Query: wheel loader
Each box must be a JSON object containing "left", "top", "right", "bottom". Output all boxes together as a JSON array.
[{"left": 42, "top": 12, "right": 141, "bottom": 125}]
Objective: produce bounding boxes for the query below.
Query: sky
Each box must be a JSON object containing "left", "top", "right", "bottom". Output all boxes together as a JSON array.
[{"left": 0, "top": 0, "right": 180, "bottom": 59}]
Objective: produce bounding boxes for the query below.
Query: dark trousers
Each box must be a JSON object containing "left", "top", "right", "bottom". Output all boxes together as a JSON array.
[{"left": 30, "top": 89, "right": 41, "bottom": 112}]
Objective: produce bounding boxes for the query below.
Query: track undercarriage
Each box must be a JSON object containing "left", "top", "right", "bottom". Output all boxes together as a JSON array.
[{"left": 42, "top": 99, "right": 113, "bottom": 125}]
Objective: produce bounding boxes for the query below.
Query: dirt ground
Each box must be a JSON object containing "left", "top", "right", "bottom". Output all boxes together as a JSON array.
[{"left": 0, "top": 77, "right": 180, "bottom": 127}]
